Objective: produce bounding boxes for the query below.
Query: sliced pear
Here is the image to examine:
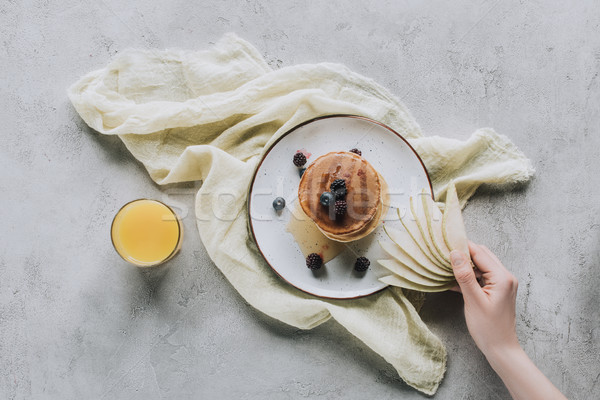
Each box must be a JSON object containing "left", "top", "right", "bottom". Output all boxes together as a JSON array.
[
  {"left": 397, "top": 208, "right": 448, "bottom": 270},
  {"left": 378, "top": 183, "right": 471, "bottom": 293},
  {"left": 410, "top": 193, "right": 450, "bottom": 267},
  {"left": 379, "top": 275, "right": 456, "bottom": 293},
  {"left": 288, "top": 202, "right": 344, "bottom": 262},
  {"left": 378, "top": 259, "right": 450, "bottom": 286},
  {"left": 379, "top": 255, "right": 451, "bottom": 283},
  {"left": 442, "top": 182, "right": 470, "bottom": 258},
  {"left": 383, "top": 226, "right": 453, "bottom": 277},
  {"left": 379, "top": 240, "right": 454, "bottom": 280},
  {"left": 421, "top": 192, "right": 452, "bottom": 266}
]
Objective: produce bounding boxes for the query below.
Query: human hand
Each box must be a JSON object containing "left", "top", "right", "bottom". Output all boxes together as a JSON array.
[
  {"left": 450, "top": 241, "right": 520, "bottom": 356},
  {"left": 451, "top": 242, "right": 568, "bottom": 400}
]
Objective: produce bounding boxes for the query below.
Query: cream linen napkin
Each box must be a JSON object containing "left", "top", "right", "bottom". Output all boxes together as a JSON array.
[{"left": 68, "top": 33, "right": 534, "bottom": 395}]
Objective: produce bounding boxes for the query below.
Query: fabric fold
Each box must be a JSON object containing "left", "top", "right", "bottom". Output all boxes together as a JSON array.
[
  {"left": 410, "top": 128, "right": 534, "bottom": 206},
  {"left": 68, "top": 33, "right": 534, "bottom": 395}
]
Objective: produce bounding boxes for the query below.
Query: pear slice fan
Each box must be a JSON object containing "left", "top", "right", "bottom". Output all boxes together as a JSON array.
[{"left": 378, "top": 182, "right": 470, "bottom": 292}]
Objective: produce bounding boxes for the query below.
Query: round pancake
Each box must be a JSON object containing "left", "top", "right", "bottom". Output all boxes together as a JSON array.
[
  {"left": 298, "top": 151, "right": 382, "bottom": 239},
  {"left": 322, "top": 173, "right": 389, "bottom": 242}
]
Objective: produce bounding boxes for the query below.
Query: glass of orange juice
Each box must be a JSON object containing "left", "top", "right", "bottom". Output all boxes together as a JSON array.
[{"left": 111, "top": 199, "right": 183, "bottom": 267}]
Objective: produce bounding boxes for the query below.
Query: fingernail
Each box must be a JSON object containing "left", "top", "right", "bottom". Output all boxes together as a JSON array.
[{"left": 450, "top": 250, "right": 465, "bottom": 266}]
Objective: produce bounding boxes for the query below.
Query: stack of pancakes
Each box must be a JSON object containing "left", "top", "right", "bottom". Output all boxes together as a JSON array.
[{"left": 298, "top": 151, "right": 387, "bottom": 242}]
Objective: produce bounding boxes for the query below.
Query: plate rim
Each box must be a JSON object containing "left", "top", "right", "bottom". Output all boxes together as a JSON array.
[{"left": 247, "top": 114, "right": 433, "bottom": 299}]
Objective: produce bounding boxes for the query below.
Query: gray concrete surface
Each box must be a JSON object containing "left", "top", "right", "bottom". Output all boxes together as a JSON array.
[{"left": 1, "top": 1, "right": 599, "bottom": 399}]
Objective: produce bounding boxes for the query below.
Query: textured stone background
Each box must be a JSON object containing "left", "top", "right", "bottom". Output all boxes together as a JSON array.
[{"left": 1, "top": 1, "right": 599, "bottom": 399}]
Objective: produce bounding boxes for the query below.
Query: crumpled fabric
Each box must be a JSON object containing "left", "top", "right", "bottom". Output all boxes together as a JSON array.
[{"left": 68, "top": 33, "right": 534, "bottom": 395}]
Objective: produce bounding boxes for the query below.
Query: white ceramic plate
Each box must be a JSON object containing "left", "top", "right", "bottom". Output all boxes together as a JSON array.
[{"left": 248, "top": 115, "right": 432, "bottom": 299}]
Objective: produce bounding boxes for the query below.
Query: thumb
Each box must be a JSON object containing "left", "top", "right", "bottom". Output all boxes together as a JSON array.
[{"left": 450, "top": 250, "right": 482, "bottom": 302}]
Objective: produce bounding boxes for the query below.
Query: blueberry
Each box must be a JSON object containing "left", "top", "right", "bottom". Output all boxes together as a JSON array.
[
  {"left": 298, "top": 167, "right": 306, "bottom": 178},
  {"left": 272, "top": 197, "right": 286, "bottom": 211},
  {"left": 320, "top": 192, "right": 335, "bottom": 207}
]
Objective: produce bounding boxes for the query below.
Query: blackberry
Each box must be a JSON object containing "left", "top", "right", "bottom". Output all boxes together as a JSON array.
[
  {"left": 349, "top": 148, "right": 362, "bottom": 156},
  {"left": 330, "top": 179, "right": 346, "bottom": 192},
  {"left": 293, "top": 152, "right": 307, "bottom": 167},
  {"left": 333, "top": 186, "right": 347, "bottom": 200},
  {"left": 334, "top": 200, "right": 347, "bottom": 216},
  {"left": 306, "top": 253, "right": 323, "bottom": 270},
  {"left": 320, "top": 191, "right": 335, "bottom": 207},
  {"left": 354, "top": 257, "right": 370, "bottom": 272}
]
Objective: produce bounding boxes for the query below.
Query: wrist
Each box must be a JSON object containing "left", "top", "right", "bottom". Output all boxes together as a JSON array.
[
  {"left": 481, "top": 341, "right": 568, "bottom": 400},
  {"left": 478, "top": 333, "right": 521, "bottom": 360},
  {"left": 482, "top": 340, "right": 524, "bottom": 373}
]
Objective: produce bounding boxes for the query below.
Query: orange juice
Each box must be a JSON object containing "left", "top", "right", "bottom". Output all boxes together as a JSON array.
[{"left": 111, "top": 199, "right": 182, "bottom": 266}]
